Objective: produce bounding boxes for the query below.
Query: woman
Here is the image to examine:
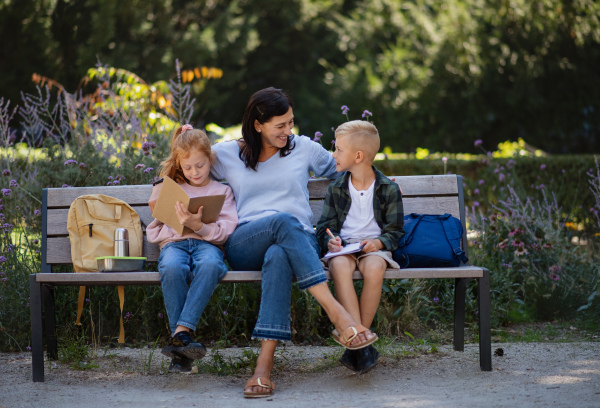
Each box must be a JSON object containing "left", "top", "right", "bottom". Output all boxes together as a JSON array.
[{"left": 211, "top": 87, "right": 377, "bottom": 398}]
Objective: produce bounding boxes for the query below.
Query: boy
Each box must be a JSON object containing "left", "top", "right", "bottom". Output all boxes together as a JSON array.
[{"left": 316, "top": 120, "right": 404, "bottom": 374}]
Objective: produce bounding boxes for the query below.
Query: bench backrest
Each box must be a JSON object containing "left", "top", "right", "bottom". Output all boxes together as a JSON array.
[{"left": 41, "top": 175, "right": 467, "bottom": 272}]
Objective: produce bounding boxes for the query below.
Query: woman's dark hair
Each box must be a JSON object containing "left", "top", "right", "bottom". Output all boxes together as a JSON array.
[{"left": 240, "top": 87, "right": 296, "bottom": 171}]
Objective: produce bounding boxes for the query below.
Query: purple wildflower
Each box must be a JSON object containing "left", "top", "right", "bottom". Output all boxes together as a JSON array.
[
  {"left": 158, "top": 313, "right": 163, "bottom": 318},
  {"left": 313, "top": 131, "right": 323, "bottom": 142},
  {"left": 135, "top": 164, "right": 146, "bottom": 170},
  {"left": 144, "top": 167, "right": 154, "bottom": 174},
  {"left": 33, "top": 239, "right": 39, "bottom": 244},
  {"left": 0, "top": 256, "right": 6, "bottom": 263},
  {"left": 1, "top": 278, "right": 7, "bottom": 283},
  {"left": 34, "top": 209, "right": 41, "bottom": 216},
  {"left": 474, "top": 139, "right": 483, "bottom": 147},
  {"left": 474, "top": 188, "right": 480, "bottom": 195},
  {"left": 433, "top": 297, "right": 439, "bottom": 303},
  {"left": 473, "top": 201, "right": 480, "bottom": 207},
  {"left": 341, "top": 105, "right": 350, "bottom": 115},
  {"left": 9, "top": 179, "right": 18, "bottom": 188},
  {"left": 113, "top": 180, "right": 120, "bottom": 185},
  {"left": 61, "top": 184, "right": 71, "bottom": 188},
  {"left": 223, "top": 310, "right": 229, "bottom": 316},
  {"left": 26, "top": 346, "right": 31, "bottom": 351},
  {"left": 64, "top": 159, "right": 78, "bottom": 166},
  {"left": 79, "top": 163, "right": 86, "bottom": 169},
  {"left": 540, "top": 164, "right": 546, "bottom": 170},
  {"left": 142, "top": 142, "right": 151, "bottom": 151},
  {"left": 478, "top": 179, "right": 485, "bottom": 185},
  {"left": 499, "top": 173, "right": 505, "bottom": 182},
  {"left": 150, "top": 142, "right": 157, "bottom": 149},
  {"left": 2, "top": 169, "right": 11, "bottom": 176},
  {"left": 362, "top": 110, "right": 373, "bottom": 118},
  {"left": 1, "top": 189, "right": 11, "bottom": 196}
]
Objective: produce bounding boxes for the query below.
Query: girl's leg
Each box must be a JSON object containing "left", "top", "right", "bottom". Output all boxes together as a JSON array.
[
  {"left": 176, "top": 240, "right": 228, "bottom": 331},
  {"left": 158, "top": 241, "right": 193, "bottom": 334},
  {"left": 357, "top": 256, "right": 387, "bottom": 328},
  {"left": 329, "top": 255, "right": 362, "bottom": 323}
]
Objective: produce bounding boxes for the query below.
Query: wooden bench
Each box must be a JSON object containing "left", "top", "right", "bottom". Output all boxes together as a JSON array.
[{"left": 29, "top": 174, "right": 491, "bottom": 382}]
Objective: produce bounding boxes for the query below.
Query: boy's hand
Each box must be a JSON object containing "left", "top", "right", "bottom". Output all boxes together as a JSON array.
[
  {"left": 359, "top": 239, "right": 383, "bottom": 253},
  {"left": 327, "top": 236, "right": 343, "bottom": 253},
  {"left": 175, "top": 201, "right": 204, "bottom": 232}
]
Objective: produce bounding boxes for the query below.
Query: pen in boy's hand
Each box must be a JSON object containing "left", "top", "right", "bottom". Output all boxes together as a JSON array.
[{"left": 326, "top": 228, "right": 342, "bottom": 247}]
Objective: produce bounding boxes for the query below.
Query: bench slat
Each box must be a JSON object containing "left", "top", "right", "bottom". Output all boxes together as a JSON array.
[
  {"left": 45, "top": 175, "right": 460, "bottom": 208},
  {"left": 47, "top": 185, "right": 153, "bottom": 207},
  {"left": 403, "top": 197, "right": 461, "bottom": 219},
  {"left": 47, "top": 207, "right": 155, "bottom": 236},
  {"left": 35, "top": 266, "right": 485, "bottom": 285},
  {"left": 47, "top": 197, "right": 460, "bottom": 236},
  {"left": 46, "top": 237, "right": 160, "bottom": 264}
]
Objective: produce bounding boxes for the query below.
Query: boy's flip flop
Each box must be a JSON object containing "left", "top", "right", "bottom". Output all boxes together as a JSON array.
[
  {"left": 332, "top": 325, "right": 378, "bottom": 350},
  {"left": 244, "top": 377, "right": 275, "bottom": 398}
]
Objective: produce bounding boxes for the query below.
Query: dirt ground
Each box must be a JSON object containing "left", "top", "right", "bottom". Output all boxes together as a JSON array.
[{"left": 1, "top": 342, "right": 599, "bottom": 408}]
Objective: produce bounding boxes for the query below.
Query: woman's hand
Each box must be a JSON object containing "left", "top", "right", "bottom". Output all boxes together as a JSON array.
[
  {"left": 327, "top": 236, "right": 343, "bottom": 253},
  {"left": 175, "top": 201, "right": 204, "bottom": 232},
  {"left": 359, "top": 239, "right": 384, "bottom": 253}
]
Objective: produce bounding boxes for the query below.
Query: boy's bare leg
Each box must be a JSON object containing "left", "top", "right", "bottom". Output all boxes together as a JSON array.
[
  {"left": 329, "top": 255, "right": 361, "bottom": 323},
  {"left": 307, "top": 273, "right": 376, "bottom": 346},
  {"left": 244, "top": 339, "right": 276, "bottom": 394},
  {"left": 357, "top": 256, "right": 387, "bottom": 328}
]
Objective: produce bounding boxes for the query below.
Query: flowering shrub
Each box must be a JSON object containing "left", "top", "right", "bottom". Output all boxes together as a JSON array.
[{"left": 469, "top": 175, "right": 599, "bottom": 322}]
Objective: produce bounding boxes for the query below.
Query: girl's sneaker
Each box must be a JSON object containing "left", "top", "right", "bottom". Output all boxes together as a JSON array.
[{"left": 161, "top": 331, "right": 207, "bottom": 361}]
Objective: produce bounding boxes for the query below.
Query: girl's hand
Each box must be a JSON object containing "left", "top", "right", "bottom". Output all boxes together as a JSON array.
[
  {"left": 327, "top": 236, "right": 343, "bottom": 253},
  {"left": 359, "top": 239, "right": 383, "bottom": 253},
  {"left": 175, "top": 201, "right": 204, "bottom": 232}
]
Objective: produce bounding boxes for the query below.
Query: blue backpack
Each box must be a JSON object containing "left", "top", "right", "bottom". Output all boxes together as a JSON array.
[{"left": 392, "top": 213, "right": 468, "bottom": 268}]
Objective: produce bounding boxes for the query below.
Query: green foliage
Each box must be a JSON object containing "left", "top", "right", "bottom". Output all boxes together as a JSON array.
[{"left": 3, "top": 0, "right": 600, "bottom": 152}]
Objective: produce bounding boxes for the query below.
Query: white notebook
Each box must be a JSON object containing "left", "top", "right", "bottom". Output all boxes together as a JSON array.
[{"left": 323, "top": 242, "right": 365, "bottom": 259}]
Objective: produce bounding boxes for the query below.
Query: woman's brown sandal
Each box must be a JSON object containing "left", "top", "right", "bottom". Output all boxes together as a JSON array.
[
  {"left": 332, "top": 325, "right": 378, "bottom": 350},
  {"left": 243, "top": 377, "right": 275, "bottom": 398}
]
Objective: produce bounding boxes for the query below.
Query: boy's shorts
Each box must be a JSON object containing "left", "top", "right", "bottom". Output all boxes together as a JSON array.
[{"left": 321, "top": 239, "right": 400, "bottom": 270}]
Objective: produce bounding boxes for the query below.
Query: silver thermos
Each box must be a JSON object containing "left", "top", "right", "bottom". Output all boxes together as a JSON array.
[{"left": 114, "top": 228, "right": 129, "bottom": 257}]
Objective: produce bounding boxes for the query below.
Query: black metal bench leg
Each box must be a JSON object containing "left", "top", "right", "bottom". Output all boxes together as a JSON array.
[
  {"left": 478, "top": 269, "right": 492, "bottom": 371},
  {"left": 29, "top": 274, "right": 45, "bottom": 382},
  {"left": 453, "top": 278, "right": 468, "bottom": 352},
  {"left": 42, "top": 285, "right": 58, "bottom": 360}
]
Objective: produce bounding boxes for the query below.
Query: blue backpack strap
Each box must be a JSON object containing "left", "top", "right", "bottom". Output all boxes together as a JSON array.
[
  {"left": 400, "top": 213, "right": 425, "bottom": 246},
  {"left": 439, "top": 214, "right": 468, "bottom": 264}
]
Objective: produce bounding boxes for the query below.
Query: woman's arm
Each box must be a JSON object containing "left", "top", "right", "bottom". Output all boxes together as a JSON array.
[{"left": 308, "top": 139, "right": 339, "bottom": 180}]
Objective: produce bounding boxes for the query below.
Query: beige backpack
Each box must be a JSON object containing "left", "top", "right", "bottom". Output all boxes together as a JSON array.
[{"left": 66, "top": 194, "right": 144, "bottom": 344}]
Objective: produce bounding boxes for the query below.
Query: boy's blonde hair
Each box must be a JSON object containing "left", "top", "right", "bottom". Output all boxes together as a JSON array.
[
  {"left": 159, "top": 126, "right": 214, "bottom": 184},
  {"left": 335, "top": 120, "right": 380, "bottom": 162}
]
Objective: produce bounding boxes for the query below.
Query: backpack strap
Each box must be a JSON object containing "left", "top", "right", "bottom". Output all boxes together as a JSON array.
[
  {"left": 75, "top": 286, "right": 86, "bottom": 326},
  {"left": 439, "top": 214, "right": 468, "bottom": 264},
  {"left": 118, "top": 285, "right": 125, "bottom": 344},
  {"left": 400, "top": 213, "right": 426, "bottom": 246}
]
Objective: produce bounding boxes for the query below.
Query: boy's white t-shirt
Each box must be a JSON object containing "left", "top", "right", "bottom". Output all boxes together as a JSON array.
[{"left": 340, "top": 175, "right": 382, "bottom": 240}]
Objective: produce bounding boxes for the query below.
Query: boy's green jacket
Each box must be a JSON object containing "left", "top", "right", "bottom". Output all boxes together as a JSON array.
[{"left": 316, "top": 166, "right": 405, "bottom": 255}]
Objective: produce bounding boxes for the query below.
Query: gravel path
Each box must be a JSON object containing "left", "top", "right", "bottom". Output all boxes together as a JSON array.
[{"left": 1, "top": 342, "right": 599, "bottom": 407}]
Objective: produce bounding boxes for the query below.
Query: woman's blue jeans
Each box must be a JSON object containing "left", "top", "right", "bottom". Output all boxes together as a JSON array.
[
  {"left": 159, "top": 239, "right": 228, "bottom": 333},
  {"left": 224, "top": 212, "right": 327, "bottom": 341}
]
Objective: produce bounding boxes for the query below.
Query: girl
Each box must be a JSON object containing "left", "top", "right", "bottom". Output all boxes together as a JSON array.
[{"left": 146, "top": 124, "right": 238, "bottom": 372}]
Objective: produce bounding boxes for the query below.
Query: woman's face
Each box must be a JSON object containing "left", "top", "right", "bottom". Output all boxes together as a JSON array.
[{"left": 255, "top": 107, "right": 294, "bottom": 151}]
